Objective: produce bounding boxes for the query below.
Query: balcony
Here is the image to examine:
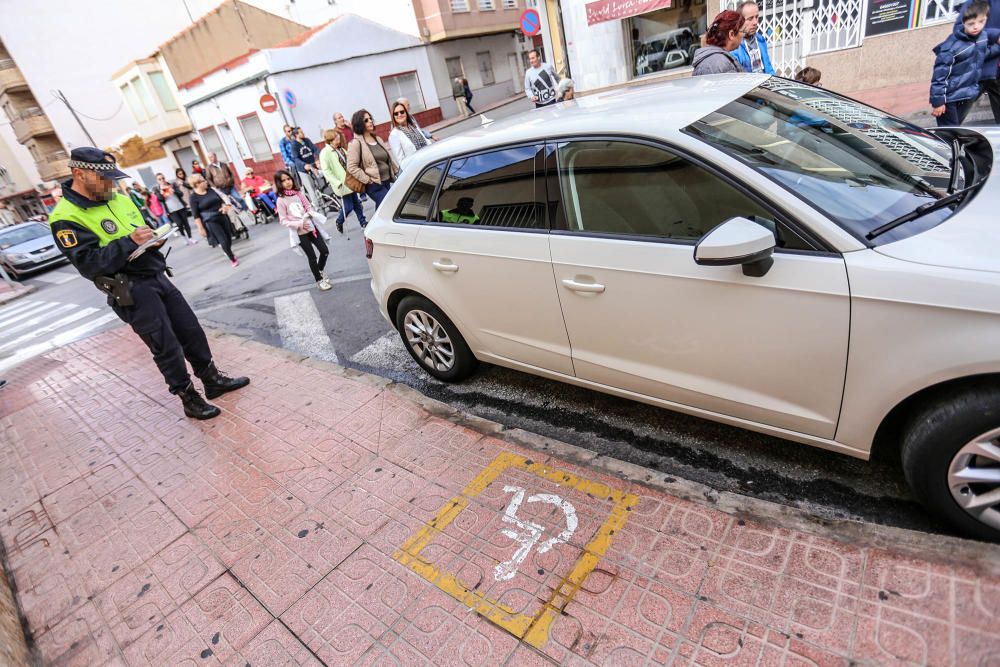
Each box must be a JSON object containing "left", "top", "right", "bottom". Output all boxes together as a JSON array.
[
  {"left": 0, "top": 58, "right": 28, "bottom": 94},
  {"left": 12, "top": 108, "right": 54, "bottom": 143},
  {"left": 37, "top": 150, "right": 70, "bottom": 183}
]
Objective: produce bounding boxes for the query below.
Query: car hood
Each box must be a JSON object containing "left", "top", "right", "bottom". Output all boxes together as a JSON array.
[
  {"left": 2, "top": 235, "right": 53, "bottom": 254},
  {"left": 874, "top": 127, "right": 1000, "bottom": 274}
]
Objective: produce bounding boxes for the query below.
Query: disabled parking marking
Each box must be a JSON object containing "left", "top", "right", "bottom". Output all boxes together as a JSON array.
[{"left": 393, "top": 451, "right": 639, "bottom": 648}]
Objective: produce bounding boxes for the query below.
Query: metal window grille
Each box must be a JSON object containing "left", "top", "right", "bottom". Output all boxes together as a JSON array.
[
  {"left": 479, "top": 0, "right": 495, "bottom": 9},
  {"left": 757, "top": 0, "right": 863, "bottom": 77},
  {"left": 919, "top": 0, "right": 960, "bottom": 25},
  {"left": 503, "top": 0, "right": 518, "bottom": 8}
]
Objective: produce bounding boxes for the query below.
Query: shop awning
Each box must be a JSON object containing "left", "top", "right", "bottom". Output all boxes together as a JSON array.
[{"left": 585, "top": 0, "right": 673, "bottom": 26}]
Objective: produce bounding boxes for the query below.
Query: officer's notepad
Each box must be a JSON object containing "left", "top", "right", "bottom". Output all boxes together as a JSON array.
[{"left": 128, "top": 224, "right": 175, "bottom": 261}]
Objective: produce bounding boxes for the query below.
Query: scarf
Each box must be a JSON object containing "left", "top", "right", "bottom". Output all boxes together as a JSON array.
[{"left": 399, "top": 123, "right": 427, "bottom": 150}]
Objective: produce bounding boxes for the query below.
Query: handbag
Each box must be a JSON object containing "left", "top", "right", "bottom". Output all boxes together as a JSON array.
[{"left": 343, "top": 141, "right": 366, "bottom": 194}]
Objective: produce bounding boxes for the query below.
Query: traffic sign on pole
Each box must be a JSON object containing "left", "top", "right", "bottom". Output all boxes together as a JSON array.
[
  {"left": 259, "top": 93, "right": 278, "bottom": 113},
  {"left": 283, "top": 89, "right": 297, "bottom": 108},
  {"left": 520, "top": 9, "right": 541, "bottom": 37}
]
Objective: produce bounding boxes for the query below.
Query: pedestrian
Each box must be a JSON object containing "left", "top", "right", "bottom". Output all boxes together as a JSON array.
[
  {"left": 956, "top": 0, "right": 1000, "bottom": 122},
  {"left": 188, "top": 173, "right": 239, "bottom": 267},
  {"left": 291, "top": 127, "right": 322, "bottom": 209},
  {"left": 48, "top": 147, "right": 248, "bottom": 419},
  {"left": 557, "top": 77, "right": 576, "bottom": 101},
  {"left": 795, "top": 66, "right": 822, "bottom": 85},
  {"left": 396, "top": 97, "right": 436, "bottom": 142},
  {"left": 693, "top": 11, "right": 745, "bottom": 75},
  {"left": 278, "top": 124, "right": 298, "bottom": 180},
  {"left": 347, "top": 109, "right": 399, "bottom": 208},
  {"left": 275, "top": 169, "right": 332, "bottom": 291},
  {"left": 319, "top": 128, "right": 367, "bottom": 234},
  {"left": 240, "top": 166, "right": 277, "bottom": 216},
  {"left": 931, "top": 1, "right": 1000, "bottom": 126},
  {"left": 205, "top": 152, "right": 247, "bottom": 211},
  {"left": 732, "top": 1, "right": 775, "bottom": 74},
  {"left": 191, "top": 159, "right": 205, "bottom": 176},
  {"left": 388, "top": 100, "right": 429, "bottom": 165},
  {"left": 146, "top": 182, "right": 169, "bottom": 226},
  {"left": 333, "top": 112, "right": 354, "bottom": 144},
  {"left": 452, "top": 77, "right": 471, "bottom": 118},
  {"left": 127, "top": 182, "right": 157, "bottom": 226},
  {"left": 462, "top": 77, "right": 475, "bottom": 113},
  {"left": 156, "top": 172, "right": 195, "bottom": 245},
  {"left": 524, "top": 49, "right": 561, "bottom": 108}
]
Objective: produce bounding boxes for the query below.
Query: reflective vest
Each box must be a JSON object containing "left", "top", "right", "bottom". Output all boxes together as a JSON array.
[{"left": 48, "top": 193, "right": 145, "bottom": 247}]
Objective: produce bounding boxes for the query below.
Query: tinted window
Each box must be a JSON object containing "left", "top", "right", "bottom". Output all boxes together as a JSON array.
[
  {"left": 0, "top": 224, "right": 48, "bottom": 247},
  {"left": 399, "top": 162, "right": 445, "bottom": 221},
  {"left": 434, "top": 145, "right": 543, "bottom": 229},
  {"left": 555, "top": 141, "right": 773, "bottom": 242}
]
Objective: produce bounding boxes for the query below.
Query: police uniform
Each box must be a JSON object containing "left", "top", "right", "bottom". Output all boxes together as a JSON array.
[{"left": 50, "top": 147, "right": 248, "bottom": 419}]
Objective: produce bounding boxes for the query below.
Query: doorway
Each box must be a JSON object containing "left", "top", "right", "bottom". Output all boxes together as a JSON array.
[{"left": 217, "top": 123, "right": 246, "bottom": 178}]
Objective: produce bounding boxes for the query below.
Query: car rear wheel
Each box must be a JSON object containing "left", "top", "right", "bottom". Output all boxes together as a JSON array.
[
  {"left": 901, "top": 385, "right": 1000, "bottom": 542},
  {"left": 395, "top": 295, "right": 478, "bottom": 382}
]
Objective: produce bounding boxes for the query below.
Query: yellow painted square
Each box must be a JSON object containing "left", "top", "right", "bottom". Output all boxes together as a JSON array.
[{"left": 393, "top": 451, "right": 639, "bottom": 648}]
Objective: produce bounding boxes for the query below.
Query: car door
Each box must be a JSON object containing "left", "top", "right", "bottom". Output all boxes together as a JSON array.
[
  {"left": 546, "top": 139, "right": 850, "bottom": 438},
  {"left": 408, "top": 143, "right": 574, "bottom": 376}
]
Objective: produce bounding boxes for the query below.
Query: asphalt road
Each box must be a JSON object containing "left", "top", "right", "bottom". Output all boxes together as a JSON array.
[{"left": 4, "top": 98, "right": 950, "bottom": 538}]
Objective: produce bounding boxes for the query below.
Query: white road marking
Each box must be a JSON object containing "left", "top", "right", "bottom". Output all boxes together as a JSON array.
[
  {"left": 2, "top": 303, "right": 76, "bottom": 337},
  {"left": 0, "top": 300, "right": 51, "bottom": 325},
  {"left": 0, "top": 312, "right": 118, "bottom": 374},
  {"left": 30, "top": 271, "right": 78, "bottom": 285},
  {"left": 495, "top": 486, "right": 577, "bottom": 582},
  {"left": 274, "top": 291, "right": 338, "bottom": 362},
  {"left": 0, "top": 307, "right": 98, "bottom": 354}
]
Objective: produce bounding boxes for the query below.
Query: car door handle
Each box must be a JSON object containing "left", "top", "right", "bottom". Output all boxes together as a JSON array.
[
  {"left": 561, "top": 279, "right": 606, "bottom": 293},
  {"left": 432, "top": 260, "right": 459, "bottom": 273}
]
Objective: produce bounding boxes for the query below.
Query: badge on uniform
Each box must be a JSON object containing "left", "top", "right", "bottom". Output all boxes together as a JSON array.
[
  {"left": 101, "top": 219, "right": 118, "bottom": 234},
  {"left": 56, "top": 229, "right": 78, "bottom": 248}
]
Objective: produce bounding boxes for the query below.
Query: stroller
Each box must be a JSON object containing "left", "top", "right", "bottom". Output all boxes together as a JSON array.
[
  {"left": 221, "top": 191, "right": 252, "bottom": 241},
  {"left": 301, "top": 169, "right": 342, "bottom": 217}
]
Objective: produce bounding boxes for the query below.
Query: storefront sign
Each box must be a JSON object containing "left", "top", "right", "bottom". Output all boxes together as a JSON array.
[
  {"left": 586, "top": 0, "right": 672, "bottom": 26},
  {"left": 865, "top": 0, "right": 917, "bottom": 36}
]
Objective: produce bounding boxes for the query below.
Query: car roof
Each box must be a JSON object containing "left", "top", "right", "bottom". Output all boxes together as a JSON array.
[{"left": 410, "top": 74, "right": 769, "bottom": 170}]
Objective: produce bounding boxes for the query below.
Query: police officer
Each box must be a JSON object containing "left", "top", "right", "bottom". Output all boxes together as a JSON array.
[{"left": 49, "top": 147, "right": 249, "bottom": 419}]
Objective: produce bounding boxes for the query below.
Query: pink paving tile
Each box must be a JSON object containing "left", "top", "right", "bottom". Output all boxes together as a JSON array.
[
  {"left": 718, "top": 519, "right": 795, "bottom": 573},
  {"left": 149, "top": 532, "right": 226, "bottom": 604},
  {"left": 5, "top": 529, "right": 87, "bottom": 636},
  {"left": 225, "top": 620, "right": 322, "bottom": 666},
  {"left": 0, "top": 501, "right": 52, "bottom": 555},
  {"left": 954, "top": 627, "right": 1000, "bottom": 667},
  {"left": 33, "top": 602, "right": 125, "bottom": 667},
  {"left": 94, "top": 564, "right": 180, "bottom": 648},
  {"left": 229, "top": 530, "right": 326, "bottom": 617},
  {"left": 852, "top": 605, "right": 951, "bottom": 666},
  {"left": 333, "top": 389, "right": 429, "bottom": 454},
  {"left": 675, "top": 601, "right": 772, "bottom": 667},
  {"left": 953, "top": 575, "right": 1000, "bottom": 634},
  {"left": 41, "top": 475, "right": 100, "bottom": 525},
  {"left": 860, "top": 550, "right": 953, "bottom": 621}
]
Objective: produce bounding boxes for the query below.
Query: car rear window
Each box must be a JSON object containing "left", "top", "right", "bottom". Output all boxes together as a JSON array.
[{"left": 397, "top": 162, "right": 446, "bottom": 221}]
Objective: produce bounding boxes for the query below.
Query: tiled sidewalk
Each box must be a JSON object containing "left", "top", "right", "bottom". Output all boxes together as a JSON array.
[{"left": 1, "top": 328, "right": 998, "bottom": 666}]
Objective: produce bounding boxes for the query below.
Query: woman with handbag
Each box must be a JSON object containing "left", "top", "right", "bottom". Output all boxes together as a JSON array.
[
  {"left": 320, "top": 128, "right": 367, "bottom": 234},
  {"left": 188, "top": 173, "right": 239, "bottom": 267},
  {"left": 346, "top": 109, "right": 399, "bottom": 209},
  {"left": 274, "top": 169, "right": 332, "bottom": 291}
]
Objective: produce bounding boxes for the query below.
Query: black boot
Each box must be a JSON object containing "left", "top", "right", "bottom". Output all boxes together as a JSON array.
[
  {"left": 200, "top": 362, "right": 250, "bottom": 400},
  {"left": 177, "top": 383, "right": 221, "bottom": 420}
]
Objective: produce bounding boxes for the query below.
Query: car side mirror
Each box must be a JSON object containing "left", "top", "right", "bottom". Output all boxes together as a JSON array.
[{"left": 694, "top": 217, "right": 776, "bottom": 277}]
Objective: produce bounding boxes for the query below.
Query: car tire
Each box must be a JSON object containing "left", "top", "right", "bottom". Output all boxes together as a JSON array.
[
  {"left": 901, "top": 384, "right": 1000, "bottom": 542},
  {"left": 395, "top": 295, "right": 478, "bottom": 382}
]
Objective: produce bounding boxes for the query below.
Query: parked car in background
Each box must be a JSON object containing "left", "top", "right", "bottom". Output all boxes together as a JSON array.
[
  {"left": 0, "top": 221, "right": 67, "bottom": 279},
  {"left": 365, "top": 75, "right": 1000, "bottom": 541},
  {"left": 636, "top": 28, "right": 698, "bottom": 74}
]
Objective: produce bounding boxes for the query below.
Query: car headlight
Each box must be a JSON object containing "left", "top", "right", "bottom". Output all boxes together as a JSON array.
[{"left": 8, "top": 253, "right": 31, "bottom": 263}]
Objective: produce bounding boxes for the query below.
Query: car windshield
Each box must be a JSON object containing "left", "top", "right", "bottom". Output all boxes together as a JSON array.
[
  {"left": 0, "top": 224, "right": 48, "bottom": 248},
  {"left": 685, "top": 79, "right": 956, "bottom": 244}
]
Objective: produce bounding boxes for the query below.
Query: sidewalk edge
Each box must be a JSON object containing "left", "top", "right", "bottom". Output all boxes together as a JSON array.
[
  {"left": 0, "top": 284, "right": 35, "bottom": 307},
  {"left": 220, "top": 331, "right": 1000, "bottom": 575},
  {"left": 0, "top": 542, "right": 32, "bottom": 667}
]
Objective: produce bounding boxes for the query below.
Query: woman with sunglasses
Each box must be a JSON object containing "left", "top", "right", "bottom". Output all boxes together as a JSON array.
[
  {"left": 346, "top": 109, "right": 399, "bottom": 208},
  {"left": 387, "top": 100, "right": 429, "bottom": 165}
]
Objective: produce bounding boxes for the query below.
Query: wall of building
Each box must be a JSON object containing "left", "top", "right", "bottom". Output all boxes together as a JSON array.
[
  {"left": 0, "top": 126, "right": 41, "bottom": 190},
  {"left": 426, "top": 33, "right": 523, "bottom": 116}
]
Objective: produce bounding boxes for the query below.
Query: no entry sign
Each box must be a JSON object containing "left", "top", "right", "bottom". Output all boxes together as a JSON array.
[
  {"left": 520, "top": 9, "right": 541, "bottom": 36},
  {"left": 259, "top": 93, "right": 278, "bottom": 113}
]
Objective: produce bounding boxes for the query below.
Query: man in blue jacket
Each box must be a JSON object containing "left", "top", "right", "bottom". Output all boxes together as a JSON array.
[
  {"left": 956, "top": 0, "right": 1000, "bottom": 122},
  {"left": 732, "top": 0, "right": 776, "bottom": 74}
]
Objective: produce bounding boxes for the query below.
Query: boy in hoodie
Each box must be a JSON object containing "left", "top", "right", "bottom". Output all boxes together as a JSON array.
[{"left": 930, "top": 1, "right": 1000, "bottom": 126}]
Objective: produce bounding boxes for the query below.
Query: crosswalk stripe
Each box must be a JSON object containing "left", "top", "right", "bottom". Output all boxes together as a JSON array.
[
  {"left": 0, "top": 299, "right": 49, "bottom": 321},
  {"left": 0, "top": 307, "right": 98, "bottom": 354},
  {"left": 274, "top": 291, "right": 337, "bottom": 363},
  {"left": 0, "top": 301, "right": 52, "bottom": 328},
  {"left": 0, "top": 312, "right": 118, "bottom": 374},
  {"left": 2, "top": 303, "right": 76, "bottom": 337},
  {"left": 31, "top": 271, "right": 78, "bottom": 285}
]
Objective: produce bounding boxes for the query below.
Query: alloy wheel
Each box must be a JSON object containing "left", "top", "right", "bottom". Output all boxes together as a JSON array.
[
  {"left": 948, "top": 426, "right": 1000, "bottom": 531},
  {"left": 403, "top": 309, "right": 455, "bottom": 373}
]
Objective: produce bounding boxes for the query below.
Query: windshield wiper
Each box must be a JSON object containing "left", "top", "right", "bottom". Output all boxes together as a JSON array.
[
  {"left": 947, "top": 138, "right": 963, "bottom": 194},
  {"left": 866, "top": 181, "right": 978, "bottom": 240}
]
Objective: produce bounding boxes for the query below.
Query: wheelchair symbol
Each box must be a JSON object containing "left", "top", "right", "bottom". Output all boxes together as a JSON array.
[{"left": 495, "top": 485, "right": 578, "bottom": 582}]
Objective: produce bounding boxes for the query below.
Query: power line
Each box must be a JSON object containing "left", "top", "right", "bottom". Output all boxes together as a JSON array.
[{"left": 72, "top": 99, "right": 124, "bottom": 122}]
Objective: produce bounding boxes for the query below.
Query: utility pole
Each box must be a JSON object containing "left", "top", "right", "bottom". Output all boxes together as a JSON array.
[{"left": 54, "top": 89, "right": 97, "bottom": 147}]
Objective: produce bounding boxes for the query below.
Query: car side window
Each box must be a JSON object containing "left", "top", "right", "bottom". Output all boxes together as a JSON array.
[
  {"left": 433, "top": 145, "right": 544, "bottom": 229},
  {"left": 398, "top": 162, "right": 446, "bottom": 221},
  {"left": 554, "top": 140, "right": 813, "bottom": 249}
]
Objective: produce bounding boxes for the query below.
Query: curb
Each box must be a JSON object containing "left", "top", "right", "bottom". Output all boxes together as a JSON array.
[
  {"left": 424, "top": 94, "right": 525, "bottom": 133},
  {"left": 215, "top": 331, "right": 1000, "bottom": 578},
  {"left": 0, "top": 543, "right": 31, "bottom": 667},
  {"left": 0, "top": 284, "right": 34, "bottom": 307}
]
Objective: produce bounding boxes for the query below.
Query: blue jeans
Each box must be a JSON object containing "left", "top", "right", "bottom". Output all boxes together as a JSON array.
[
  {"left": 257, "top": 190, "right": 277, "bottom": 213},
  {"left": 365, "top": 181, "right": 392, "bottom": 208},
  {"left": 227, "top": 186, "right": 247, "bottom": 210},
  {"left": 936, "top": 99, "right": 974, "bottom": 127},
  {"left": 335, "top": 192, "right": 367, "bottom": 227}
]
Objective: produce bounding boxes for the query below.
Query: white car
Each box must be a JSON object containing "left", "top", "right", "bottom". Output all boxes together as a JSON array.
[{"left": 365, "top": 75, "right": 1000, "bottom": 541}]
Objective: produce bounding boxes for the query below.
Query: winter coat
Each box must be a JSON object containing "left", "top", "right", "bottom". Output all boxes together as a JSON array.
[
  {"left": 319, "top": 145, "right": 353, "bottom": 197},
  {"left": 930, "top": 25, "right": 1000, "bottom": 106},
  {"left": 692, "top": 46, "right": 743, "bottom": 75},
  {"left": 955, "top": 0, "right": 1000, "bottom": 80},
  {"left": 731, "top": 33, "right": 775, "bottom": 75},
  {"left": 346, "top": 136, "right": 399, "bottom": 185}
]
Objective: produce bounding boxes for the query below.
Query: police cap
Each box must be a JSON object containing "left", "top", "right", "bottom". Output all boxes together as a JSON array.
[{"left": 67, "top": 147, "right": 129, "bottom": 180}]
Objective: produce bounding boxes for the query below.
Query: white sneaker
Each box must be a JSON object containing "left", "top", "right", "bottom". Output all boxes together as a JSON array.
[{"left": 317, "top": 278, "right": 332, "bottom": 291}]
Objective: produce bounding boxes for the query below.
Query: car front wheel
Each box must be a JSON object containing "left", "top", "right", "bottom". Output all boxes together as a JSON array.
[
  {"left": 395, "top": 295, "right": 478, "bottom": 382},
  {"left": 901, "top": 385, "right": 1000, "bottom": 542}
]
